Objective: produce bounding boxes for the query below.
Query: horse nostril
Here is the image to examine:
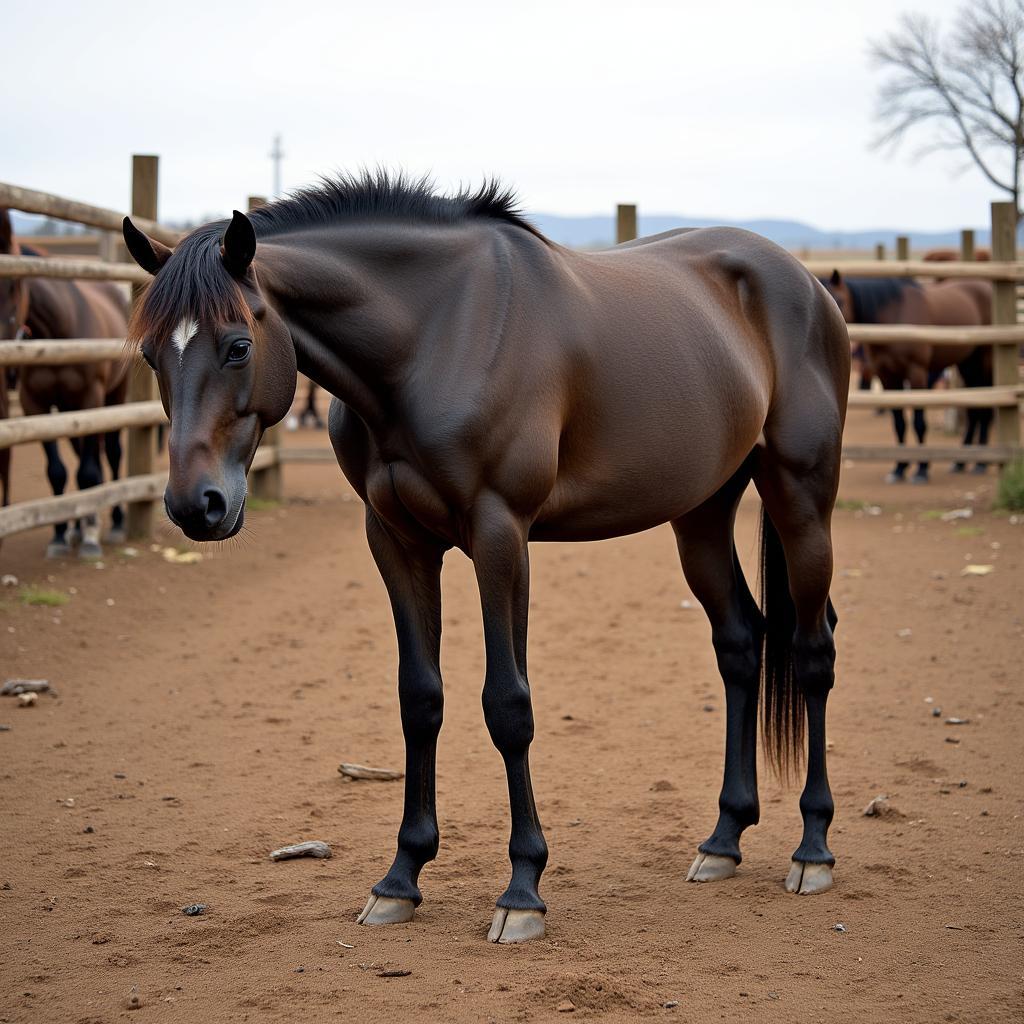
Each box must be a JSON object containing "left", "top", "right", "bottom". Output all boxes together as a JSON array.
[{"left": 203, "top": 488, "right": 228, "bottom": 529}]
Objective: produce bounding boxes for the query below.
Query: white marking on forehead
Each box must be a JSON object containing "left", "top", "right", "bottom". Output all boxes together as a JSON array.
[{"left": 171, "top": 318, "right": 199, "bottom": 359}]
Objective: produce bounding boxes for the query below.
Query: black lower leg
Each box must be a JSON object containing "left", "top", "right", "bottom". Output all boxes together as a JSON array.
[
  {"left": 43, "top": 441, "right": 69, "bottom": 543},
  {"left": 890, "top": 409, "right": 908, "bottom": 478},
  {"left": 476, "top": 504, "right": 548, "bottom": 913},
  {"left": 485, "top": 691, "right": 548, "bottom": 912},
  {"left": 792, "top": 635, "right": 835, "bottom": 866},
  {"left": 365, "top": 513, "right": 445, "bottom": 906},
  {"left": 912, "top": 409, "right": 928, "bottom": 478},
  {"left": 105, "top": 431, "right": 124, "bottom": 530},
  {"left": 698, "top": 609, "right": 761, "bottom": 862}
]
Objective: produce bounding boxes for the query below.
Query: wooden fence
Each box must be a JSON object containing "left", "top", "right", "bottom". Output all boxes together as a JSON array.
[
  {"left": 0, "top": 158, "right": 283, "bottom": 543},
  {"left": 1, "top": 180, "right": 1021, "bottom": 545}
]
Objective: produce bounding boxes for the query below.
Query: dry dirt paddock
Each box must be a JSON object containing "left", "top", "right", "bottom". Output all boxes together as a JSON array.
[{"left": 0, "top": 404, "right": 1022, "bottom": 1024}]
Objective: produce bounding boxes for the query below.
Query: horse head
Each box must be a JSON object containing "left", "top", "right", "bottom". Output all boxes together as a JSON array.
[{"left": 123, "top": 211, "right": 296, "bottom": 541}]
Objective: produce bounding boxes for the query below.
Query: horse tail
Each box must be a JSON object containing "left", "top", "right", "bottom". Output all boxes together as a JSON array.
[{"left": 759, "top": 506, "right": 804, "bottom": 777}]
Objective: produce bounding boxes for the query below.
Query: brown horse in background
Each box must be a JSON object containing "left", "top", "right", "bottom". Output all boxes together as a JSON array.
[
  {"left": 822, "top": 273, "right": 992, "bottom": 482},
  {"left": 0, "top": 209, "right": 131, "bottom": 558}
]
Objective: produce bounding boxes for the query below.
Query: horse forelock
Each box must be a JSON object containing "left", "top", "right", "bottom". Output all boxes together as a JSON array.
[{"left": 127, "top": 223, "right": 254, "bottom": 349}]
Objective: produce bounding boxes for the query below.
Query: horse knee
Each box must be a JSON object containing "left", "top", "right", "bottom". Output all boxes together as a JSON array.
[
  {"left": 47, "top": 460, "right": 68, "bottom": 494},
  {"left": 482, "top": 677, "right": 535, "bottom": 754},
  {"left": 398, "top": 668, "right": 443, "bottom": 742}
]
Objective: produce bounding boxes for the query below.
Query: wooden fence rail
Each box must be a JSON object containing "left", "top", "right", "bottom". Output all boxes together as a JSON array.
[
  {"left": 800, "top": 259, "right": 1024, "bottom": 280},
  {"left": 0, "top": 253, "right": 149, "bottom": 284},
  {"left": 0, "top": 339, "right": 129, "bottom": 366},
  {"left": 0, "top": 401, "right": 165, "bottom": 450},
  {"left": 0, "top": 181, "right": 181, "bottom": 246}
]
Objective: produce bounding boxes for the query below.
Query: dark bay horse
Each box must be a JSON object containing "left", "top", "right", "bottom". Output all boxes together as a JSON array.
[
  {"left": 123, "top": 174, "right": 849, "bottom": 943},
  {"left": 822, "top": 272, "right": 992, "bottom": 482},
  {"left": 0, "top": 212, "right": 131, "bottom": 557}
]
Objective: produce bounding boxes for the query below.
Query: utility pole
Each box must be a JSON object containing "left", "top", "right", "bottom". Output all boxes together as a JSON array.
[{"left": 269, "top": 134, "right": 284, "bottom": 198}]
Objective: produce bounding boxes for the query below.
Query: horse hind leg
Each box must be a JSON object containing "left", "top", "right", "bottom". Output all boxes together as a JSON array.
[
  {"left": 104, "top": 430, "right": 126, "bottom": 543},
  {"left": 41, "top": 440, "right": 72, "bottom": 558},
  {"left": 75, "top": 433, "right": 105, "bottom": 560},
  {"left": 672, "top": 457, "right": 763, "bottom": 884},
  {"left": 755, "top": 429, "right": 840, "bottom": 895}
]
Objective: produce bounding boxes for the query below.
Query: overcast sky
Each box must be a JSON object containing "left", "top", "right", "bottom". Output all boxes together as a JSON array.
[{"left": 5, "top": 0, "right": 998, "bottom": 231}]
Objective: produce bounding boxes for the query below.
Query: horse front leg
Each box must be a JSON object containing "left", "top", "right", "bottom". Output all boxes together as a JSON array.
[
  {"left": 357, "top": 510, "right": 446, "bottom": 927},
  {"left": 472, "top": 495, "right": 548, "bottom": 944}
]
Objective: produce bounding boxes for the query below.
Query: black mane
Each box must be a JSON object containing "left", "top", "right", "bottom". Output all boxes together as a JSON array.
[
  {"left": 249, "top": 170, "right": 542, "bottom": 240},
  {"left": 843, "top": 276, "right": 919, "bottom": 323}
]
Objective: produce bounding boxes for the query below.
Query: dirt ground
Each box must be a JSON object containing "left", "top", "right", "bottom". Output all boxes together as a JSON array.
[{"left": 1, "top": 399, "right": 1022, "bottom": 1023}]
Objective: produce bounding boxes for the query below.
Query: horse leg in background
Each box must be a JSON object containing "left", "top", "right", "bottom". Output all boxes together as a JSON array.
[
  {"left": 41, "top": 440, "right": 71, "bottom": 558},
  {"left": 954, "top": 410, "right": 977, "bottom": 473},
  {"left": 104, "top": 431, "right": 126, "bottom": 543},
  {"left": 908, "top": 364, "right": 932, "bottom": 484},
  {"left": 911, "top": 408, "right": 928, "bottom": 483},
  {"left": 755, "top": 446, "right": 839, "bottom": 896},
  {"left": 674, "top": 458, "right": 763, "bottom": 884},
  {"left": 356, "top": 511, "right": 446, "bottom": 929},
  {"left": 75, "top": 432, "right": 106, "bottom": 560},
  {"left": 972, "top": 408, "right": 993, "bottom": 473},
  {"left": 877, "top": 369, "right": 909, "bottom": 483},
  {"left": 472, "top": 495, "right": 548, "bottom": 944},
  {"left": 301, "top": 380, "right": 325, "bottom": 428}
]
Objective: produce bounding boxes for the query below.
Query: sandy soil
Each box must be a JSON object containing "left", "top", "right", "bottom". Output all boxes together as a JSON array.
[{"left": 1, "top": 401, "right": 1022, "bottom": 1023}]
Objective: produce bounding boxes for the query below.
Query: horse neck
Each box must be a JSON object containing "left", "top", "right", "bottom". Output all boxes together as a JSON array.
[{"left": 256, "top": 222, "right": 499, "bottom": 427}]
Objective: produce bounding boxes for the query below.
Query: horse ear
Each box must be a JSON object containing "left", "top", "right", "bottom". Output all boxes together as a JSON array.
[
  {"left": 122, "top": 217, "right": 172, "bottom": 275},
  {"left": 221, "top": 210, "right": 257, "bottom": 278},
  {"left": 830, "top": 269, "right": 842, "bottom": 286}
]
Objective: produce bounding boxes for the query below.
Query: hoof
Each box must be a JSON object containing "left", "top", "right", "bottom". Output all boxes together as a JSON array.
[
  {"left": 106, "top": 527, "right": 127, "bottom": 545},
  {"left": 78, "top": 541, "right": 103, "bottom": 561},
  {"left": 951, "top": 463, "right": 966, "bottom": 474},
  {"left": 487, "top": 907, "right": 546, "bottom": 944},
  {"left": 46, "top": 540, "right": 72, "bottom": 559},
  {"left": 911, "top": 473, "right": 929, "bottom": 486},
  {"left": 884, "top": 472, "right": 906, "bottom": 485},
  {"left": 785, "top": 860, "right": 833, "bottom": 895},
  {"left": 686, "top": 852, "right": 738, "bottom": 883},
  {"left": 970, "top": 464, "right": 988, "bottom": 475},
  {"left": 356, "top": 894, "right": 415, "bottom": 926}
]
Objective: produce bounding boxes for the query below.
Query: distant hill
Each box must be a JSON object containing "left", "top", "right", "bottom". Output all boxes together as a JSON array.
[
  {"left": 528, "top": 213, "right": 991, "bottom": 251},
  {"left": 8, "top": 208, "right": 990, "bottom": 252}
]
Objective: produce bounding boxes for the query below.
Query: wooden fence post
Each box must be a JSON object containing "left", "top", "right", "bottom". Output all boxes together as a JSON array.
[
  {"left": 896, "top": 235, "right": 910, "bottom": 261},
  {"left": 616, "top": 204, "right": 637, "bottom": 244},
  {"left": 990, "top": 201, "right": 1022, "bottom": 460},
  {"left": 125, "top": 155, "right": 159, "bottom": 541},
  {"left": 246, "top": 195, "right": 283, "bottom": 503},
  {"left": 960, "top": 229, "right": 975, "bottom": 262},
  {"left": 874, "top": 243, "right": 886, "bottom": 261}
]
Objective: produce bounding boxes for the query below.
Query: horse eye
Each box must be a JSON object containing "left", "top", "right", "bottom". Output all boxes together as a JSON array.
[
  {"left": 227, "top": 340, "right": 252, "bottom": 363},
  {"left": 141, "top": 349, "right": 157, "bottom": 371}
]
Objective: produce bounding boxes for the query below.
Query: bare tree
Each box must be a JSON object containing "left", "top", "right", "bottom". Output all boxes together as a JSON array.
[{"left": 870, "top": 0, "right": 1024, "bottom": 218}]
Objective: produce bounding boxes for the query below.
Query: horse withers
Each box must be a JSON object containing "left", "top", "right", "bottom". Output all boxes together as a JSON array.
[
  {"left": 822, "top": 271, "right": 992, "bottom": 482},
  {"left": 123, "top": 174, "right": 849, "bottom": 943},
  {"left": 0, "top": 210, "right": 132, "bottom": 558}
]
